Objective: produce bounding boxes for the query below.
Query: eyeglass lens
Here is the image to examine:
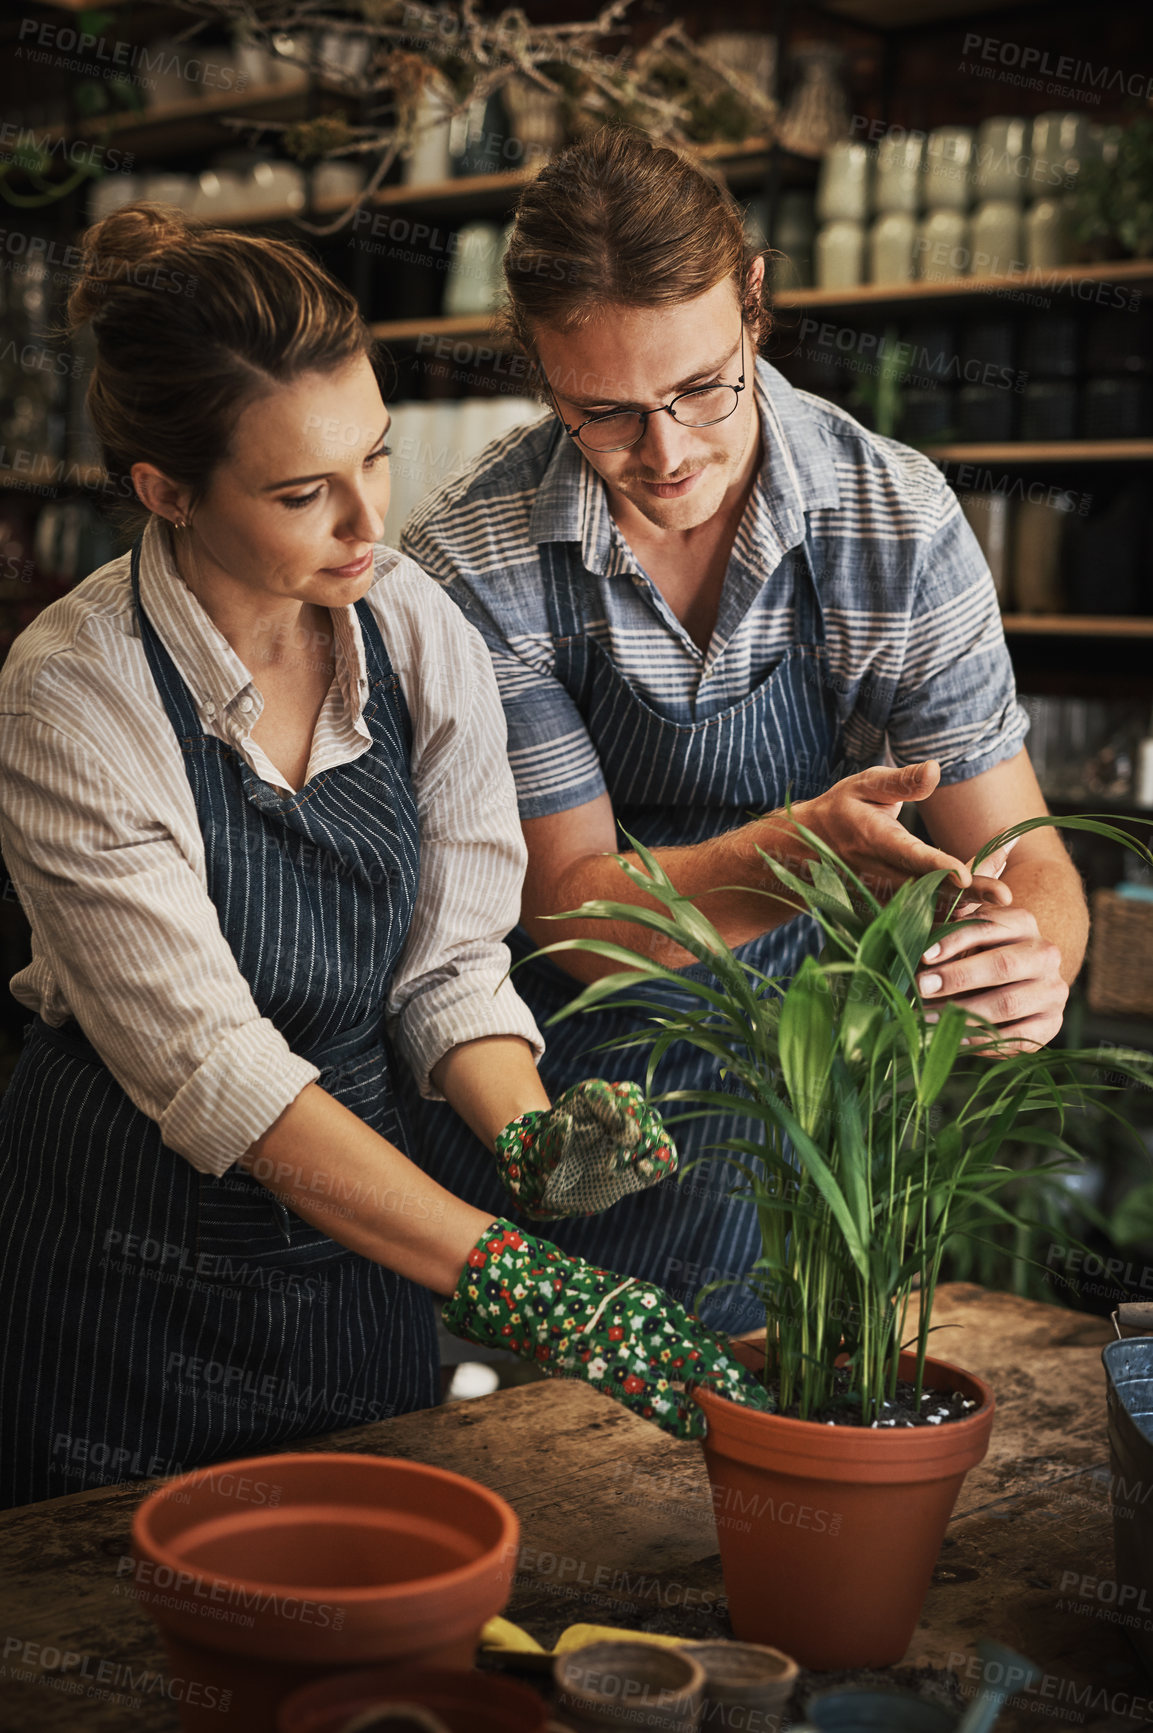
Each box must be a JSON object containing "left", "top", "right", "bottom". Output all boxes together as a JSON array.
[{"left": 578, "top": 384, "right": 741, "bottom": 451}]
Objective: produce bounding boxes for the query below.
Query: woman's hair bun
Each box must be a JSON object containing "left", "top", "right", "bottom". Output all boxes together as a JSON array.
[{"left": 67, "top": 201, "right": 196, "bottom": 332}]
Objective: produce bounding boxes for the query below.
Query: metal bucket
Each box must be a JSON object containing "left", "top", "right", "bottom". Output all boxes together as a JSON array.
[{"left": 1101, "top": 1336, "right": 1153, "bottom": 1676}]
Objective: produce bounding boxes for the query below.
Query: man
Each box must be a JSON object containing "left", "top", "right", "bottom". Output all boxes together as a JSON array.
[{"left": 400, "top": 128, "right": 1084, "bottom": 1332}]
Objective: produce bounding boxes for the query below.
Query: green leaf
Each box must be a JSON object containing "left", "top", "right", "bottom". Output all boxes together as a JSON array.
[
  {"left": 523, "top": 941, "right": 743, "bottom": 1024},
  {"left": 827, "top": 1051, "right": 871, "bottom": 1233},
  {"left": 756, "top": 1093, "right": 870, "bottom": 1278},
  {"left": 858, "top": 870, "right": 950, "bottom": 992},
  {"left": 971, "top": 814, "right": 1153, "bottom": 876},
  {"left": 777, "top": 957, "right": 835, "bottom": 1138},
  {"left": 918, "top": 1003, "right": 969, "bottom": 1110}
]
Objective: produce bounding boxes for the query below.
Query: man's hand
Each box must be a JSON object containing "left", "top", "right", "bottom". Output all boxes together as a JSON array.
[
  {"left": 917, "top": 901, "right": 1068, "bottom": 1053},
  {"left": 782, "top": 760, "right": 1013, "bottom": 910}
]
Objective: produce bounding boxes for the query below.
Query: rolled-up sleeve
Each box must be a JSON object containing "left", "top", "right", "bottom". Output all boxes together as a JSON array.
[
  {"left": 382, "top": 584, "right": 545, "bottom": 1096},
  {"left": 885, "top": 489, "right": 1030, "bottom": 783},
  {"left": 401, "top": 516, "right": 607, "bottom": 822},
  {"left": 0, "top": 716, "right": 319, "bottom": 1176}
]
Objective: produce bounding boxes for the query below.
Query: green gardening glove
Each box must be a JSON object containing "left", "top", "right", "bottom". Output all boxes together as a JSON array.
[
  {"left": 442, "top": 1217, "right": 775, "bottom": 1439},
  {"left": 494, "top": 1078, "right": 677, "bottom": 1220}
]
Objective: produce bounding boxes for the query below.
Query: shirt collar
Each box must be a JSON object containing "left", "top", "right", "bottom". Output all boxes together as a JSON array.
[
  {"left": 136, "top": 514, "right": 384, "bottom": 732},
  {"left": 527, "top": 357, "right": 842, "bottom": 574}
]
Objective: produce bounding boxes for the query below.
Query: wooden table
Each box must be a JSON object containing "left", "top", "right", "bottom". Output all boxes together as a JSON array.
[{"left": 0, "top": 1285, "right": 1148, "bottom": 1732}]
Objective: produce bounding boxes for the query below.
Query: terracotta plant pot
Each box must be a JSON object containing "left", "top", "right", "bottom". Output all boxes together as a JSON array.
[
  {"left": 130, "top": 1452, "right": 519, "bottom": 1733},
  {"left": 693, "top": 1352, "right": 995, "bottom": 1669},
  {"left": 277, "top": 1665, "right": 551, "bottom": 1733}
]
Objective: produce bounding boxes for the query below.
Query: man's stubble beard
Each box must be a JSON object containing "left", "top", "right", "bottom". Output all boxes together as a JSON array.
[{"left": 609, "top": 449, "right": 731, "bottom": 531}]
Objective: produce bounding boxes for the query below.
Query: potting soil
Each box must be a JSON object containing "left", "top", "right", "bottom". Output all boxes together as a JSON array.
[{"left": 764, "top": 1371, "right": 979, "bottom": 1427}]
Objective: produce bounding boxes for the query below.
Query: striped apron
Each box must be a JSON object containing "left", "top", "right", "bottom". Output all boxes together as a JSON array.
[
  {"left": 0, "top": 540, "right": 438, "bottom": 1510},
  {"left": 403, "top": 532, "right": 847, "bottom": 1333}
]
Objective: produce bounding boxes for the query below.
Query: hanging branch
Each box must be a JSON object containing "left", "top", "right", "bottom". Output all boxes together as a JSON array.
[{"left": 164, "top": 0, "right": 777, "bottom": 234}]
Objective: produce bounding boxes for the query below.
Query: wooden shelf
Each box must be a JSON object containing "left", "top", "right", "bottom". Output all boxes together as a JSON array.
[
  {"left": 228, "top": 166, "right": 538, "bottom": 230},
  {"left": 43, "top": 82, "right": 310, "bottom": 149},
  {"left": 225, "top": 137, "right": 784, "bottom": 228},
  {"left": 48, "top": 123, "right": 779, "bottom": 231},
  {"left": 1002, "top": 615, "right": 1153, "bottom": 637},
  {"left": 775, "top": 259, "right": 1153, "bottom": 313},
  {"left": 369, "top": 315, "right": 501, "bottom": 345},
  {"left": 925, "top": 442, "right": 1153, "bottom": 464}
]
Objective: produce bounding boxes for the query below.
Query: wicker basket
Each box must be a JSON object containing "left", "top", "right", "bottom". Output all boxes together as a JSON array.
[{"left": 1088, "top": 889, "right": 1153, "bottom": 1018}]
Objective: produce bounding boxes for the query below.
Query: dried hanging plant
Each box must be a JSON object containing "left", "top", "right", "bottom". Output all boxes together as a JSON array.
[{"left": 165, "top": 0, "right": 778, "bottom": 233}]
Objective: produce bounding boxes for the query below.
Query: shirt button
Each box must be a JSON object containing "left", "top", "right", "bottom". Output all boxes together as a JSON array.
[
  {"left": 237, "top": 695, "right": 255, "bottom": 713},
  {"left": 202, "top": 701, "right": 217, "bottom": 721}
]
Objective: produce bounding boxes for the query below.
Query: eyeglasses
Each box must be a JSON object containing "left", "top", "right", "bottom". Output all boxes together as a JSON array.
[{"left": 543, "top": 327, "right": 746, "bottom": 453}]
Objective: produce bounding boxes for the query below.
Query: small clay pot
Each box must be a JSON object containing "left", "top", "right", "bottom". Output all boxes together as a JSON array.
[
  {"left": 131, "top": 1453, "right": 519, "bottom": 1733},
  {"left": 276, "top": 1665, "right": 551, "bottom": 1733},
  {"left": 554, "top": 1640, "right": 706, "bottom": 1731},
  {"left": 684, "top": 1639, "right": 798, "bottom": 1726},
  {"left": 694, "top": 1352, "right": 995, "bottom": 1669}
]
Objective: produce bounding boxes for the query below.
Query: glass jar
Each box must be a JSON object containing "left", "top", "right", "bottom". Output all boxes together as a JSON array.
[
  {"left": 443, "top": 223, "right": 504, "bottom": 315},
  {"left": 403, "top": 75, "right": 456, "bottom": 186},
  {"left": 899, "top": 386, "right": 954, "bottom": 442},
  {"left": 1082, "top": 378, "right": 1151, "bottom": 439},
  {"left": 1019, "top": 380, "right": 1078, "bottom": 441},
  {"left": 816, "top": 141, "right": 872, "bottom": 222},
  {"left": 1024, "top": 198, "right": 1072, "bottom": 269},
  {"left": 957, "top": 385, "right": 1016, "bottom": 441},
  {"left": 815, "top": 219, "right": 865, "bottom": 289},
  {"left": 916, "top": 209, "right": 969, "bottom": 282},
  {"left": 973, "top": 117, "right": 1029, "bottom": 202},
  {"left": 1012, "top": 497, "right": 1070, "bottom": 612},
  {"left": 959, "top": 492, "right": 1011, "bottom": 604},
  {"left": 1020, "top": 315, "right": 1078, "bottom": 378},
  {"left": 1029, "top": 112, "right": 1092, "bottom": 199},
  {"left": 869, "top": 212, "right": 917, "bottom": 284},
  {"left": 970, "top": 200, "right": 1023, "bottom": 277},
  {"left": 923, "top": 126, "right": 974, "bottom": 210},
  {"left": 875, "top": 133, "right": 923, "bottom": 214}
]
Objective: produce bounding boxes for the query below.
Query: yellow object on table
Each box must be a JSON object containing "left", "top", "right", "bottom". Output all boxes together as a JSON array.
[
  {"left": 481, "top": 1615, "right": 684, "bottom": 1660},
  {"left": 481, "top": 1615, "right": 547, "bottom": 1654}
]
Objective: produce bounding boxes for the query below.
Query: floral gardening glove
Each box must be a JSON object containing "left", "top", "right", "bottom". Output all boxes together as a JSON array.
[
  {"left": 494, "top": 1078, "right": 677, "bottom": 1220},
  {"left": 442, "top": 1218, "right": 774, "bottom": 1439}
]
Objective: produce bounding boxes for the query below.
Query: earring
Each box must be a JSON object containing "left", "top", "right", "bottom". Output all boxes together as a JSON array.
[{"left": 174, "top": 516, "right": 188, "bottom": 531}]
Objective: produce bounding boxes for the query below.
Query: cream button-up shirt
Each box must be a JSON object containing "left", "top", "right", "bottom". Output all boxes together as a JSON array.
[{"left": 0, "top": 513, "right": 543, "bottom": 1176}]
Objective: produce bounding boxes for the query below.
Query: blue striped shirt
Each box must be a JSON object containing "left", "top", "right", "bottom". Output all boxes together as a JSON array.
[{"left": 401, "top": 358, "right": 1030, "bottom": 820}]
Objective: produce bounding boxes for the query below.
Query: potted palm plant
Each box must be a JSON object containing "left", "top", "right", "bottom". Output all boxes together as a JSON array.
[{"left": 530, "top": 813, "right": 1153, "bottom": 1670}]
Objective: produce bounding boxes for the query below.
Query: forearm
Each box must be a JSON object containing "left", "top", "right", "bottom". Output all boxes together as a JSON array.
[
  {"left": 428, "top": 1034, "right": 550, "bottom": 1147},
  {"left": 999, "top": 853, "right": 1088, "bottom": 984},
  {"left": 528, "top": 814, "right": 819, "bottom": 983},
  {"left": 239, "top": 1083, "right": 493, "bottom": 1296},
  {"left": 524, "top": 763, "right": 979, "bottom": 986}
]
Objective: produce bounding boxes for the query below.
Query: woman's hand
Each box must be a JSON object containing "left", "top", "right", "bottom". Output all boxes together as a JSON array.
[
  {"left": 442, "top": 1218, "right": 774, "bottom": 1438},
  {"left": 495, "top": 1079, "right": 677, "bottom": 1220}
]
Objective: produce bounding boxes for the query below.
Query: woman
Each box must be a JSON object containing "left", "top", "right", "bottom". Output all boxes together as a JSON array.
[{"left": 0, "top": 206, "right": 764, "bottom": 1510}]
